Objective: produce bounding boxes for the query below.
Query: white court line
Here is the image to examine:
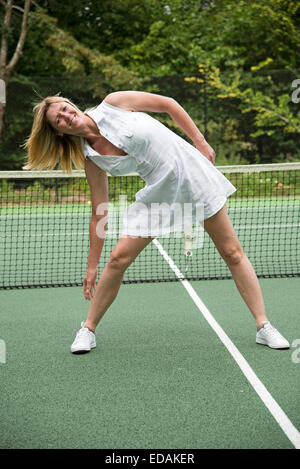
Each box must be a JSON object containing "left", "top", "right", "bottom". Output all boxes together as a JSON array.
[
  {"left": 229, "top": 206, "right": 300, "bottom": 211},
  {"left": 0, "top": 203, "right": 299, "bottom": 219},
  {"left": 235, "top": 223, "right": 300, "bottom": 230},
  {"left": 0, "top": 213, "right": 90, "bottom": 219},
  {"left": 1, "top": 207, "right": 299, "bottom": 219},
  {"left": 1, "top": 222, "right": 300, "bottom": 240},
  {"left": 153, "top": 238, "right": 300, "bottom": 449},
  {"left": 0, "top": 232, "right": 89, "bottom": 239}
]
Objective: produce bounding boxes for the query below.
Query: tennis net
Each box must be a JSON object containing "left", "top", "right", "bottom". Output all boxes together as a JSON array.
[{"left": 1, "top": 163, "right": 299, "bottom": 289}]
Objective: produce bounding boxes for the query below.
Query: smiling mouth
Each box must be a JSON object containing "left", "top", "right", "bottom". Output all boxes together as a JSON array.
[{"left": 70, "top": 113, "right": 76, "bottom": 125}]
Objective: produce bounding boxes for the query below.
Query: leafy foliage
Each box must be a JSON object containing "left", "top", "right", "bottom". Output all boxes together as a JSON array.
[{"left": 1, "top": 0, "right": 300, "bottom": 169}]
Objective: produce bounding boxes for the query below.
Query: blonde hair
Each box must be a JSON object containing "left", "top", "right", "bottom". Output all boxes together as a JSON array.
[{"left": 22, "top": 95, "right": 85, "bottom": 174}]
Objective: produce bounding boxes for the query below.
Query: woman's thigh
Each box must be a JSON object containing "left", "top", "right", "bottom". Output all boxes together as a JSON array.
[
  {"left": 203, "top": 204, "right": 243, "bottom": 258},
  {"left": 109, "top": 235, "right": 154, "bottom": 267}
]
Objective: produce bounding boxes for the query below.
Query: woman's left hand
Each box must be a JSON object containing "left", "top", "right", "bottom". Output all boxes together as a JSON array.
[{"left": 195, "top": 138, "right": 216, "bottom": 165}]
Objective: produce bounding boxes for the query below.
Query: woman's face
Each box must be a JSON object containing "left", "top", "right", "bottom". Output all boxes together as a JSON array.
[{"left": 46, "top": 101, "right": 85, "bottom": 136}]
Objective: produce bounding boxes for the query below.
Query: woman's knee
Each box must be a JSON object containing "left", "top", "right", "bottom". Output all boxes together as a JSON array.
[
  {"left": 107, "top": 250, "right": 134, "bottom": 271},
  {"left": 219, "top": 243, "right": 244, "bottom": 266}
]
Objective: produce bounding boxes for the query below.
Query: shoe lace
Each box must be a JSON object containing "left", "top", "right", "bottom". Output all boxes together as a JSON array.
[
  {"left": 263, "top": 323, "right": 280, "bottom": 337},
  {"left": 74, "top": 327, "right": 89, "bottom": 342}
]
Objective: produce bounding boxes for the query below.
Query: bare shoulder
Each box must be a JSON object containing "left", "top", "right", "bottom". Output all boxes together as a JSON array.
[
  {"left": 104, "top": 91, "right": 136, "bottom": 112},
  {"left": 104, "top": 91, "right": 173, "bottom": 113}
]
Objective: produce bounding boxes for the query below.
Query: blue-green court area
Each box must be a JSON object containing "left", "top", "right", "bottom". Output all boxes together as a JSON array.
[{"left": 0, "top": 276, "right": 299, "bottom": 449}]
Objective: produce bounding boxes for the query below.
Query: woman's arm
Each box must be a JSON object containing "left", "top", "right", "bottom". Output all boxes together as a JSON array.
[
  {"left": 105, "top": 91, "right": 216, "bottom": 164},
  {"left": 84, "top": 158, "right": 109, "bottom": 300}
]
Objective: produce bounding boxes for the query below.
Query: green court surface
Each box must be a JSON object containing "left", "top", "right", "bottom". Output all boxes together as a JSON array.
[{"left": 0, "top": 277, "right": 299, "bottom": 449}]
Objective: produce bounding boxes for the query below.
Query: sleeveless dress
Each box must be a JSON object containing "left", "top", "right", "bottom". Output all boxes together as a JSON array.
[{"left": 81, "top": 100, "right": 236, "bottom": 237}]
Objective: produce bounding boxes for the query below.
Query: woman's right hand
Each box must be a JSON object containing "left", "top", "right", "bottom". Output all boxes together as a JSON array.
[
  {"left": 83, "top": 267, "right": 98, "bottom": 300},
  {"left": 195, "top": 138, "right": 216, "bottom": 165}
]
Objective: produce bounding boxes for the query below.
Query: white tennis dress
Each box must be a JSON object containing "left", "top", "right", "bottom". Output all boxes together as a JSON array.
[{"left": 81, "top": 100, "right": 236, "bottom": 237}]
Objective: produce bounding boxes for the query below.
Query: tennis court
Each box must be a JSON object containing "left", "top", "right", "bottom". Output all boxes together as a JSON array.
[{"left": 0, "top": 164, "right": 299, "bottom": 449}]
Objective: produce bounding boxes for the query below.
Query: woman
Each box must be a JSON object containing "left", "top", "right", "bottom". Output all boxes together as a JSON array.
[{"left": 24, "top": 90, "right": 290, "bottom": 353}]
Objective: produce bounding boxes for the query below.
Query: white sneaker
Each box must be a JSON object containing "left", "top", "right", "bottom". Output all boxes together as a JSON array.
[
  {"left": 256, "top": 322, "right": 290, "bottom": 349},
  {"left": 71, "top": 322, "right": 96, "bottom": 354}
]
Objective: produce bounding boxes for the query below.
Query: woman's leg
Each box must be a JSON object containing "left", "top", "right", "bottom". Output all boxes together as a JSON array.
[
  {"left": 84, "top": 236, "right": 154, "bottom": 332},
  {"left": 203, "top": 204, "right": 268, "bottom": 328}
]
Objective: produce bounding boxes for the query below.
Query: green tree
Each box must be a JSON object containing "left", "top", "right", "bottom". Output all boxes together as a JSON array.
[
  {"left": 1, "top": 4, "right": 147, "bottom": 169},
  {"left": 0, "top": 0, "right": 31, "bottom": 136},
  {"left": 2, "top": 0, "right": 300, "bottom": 167}
]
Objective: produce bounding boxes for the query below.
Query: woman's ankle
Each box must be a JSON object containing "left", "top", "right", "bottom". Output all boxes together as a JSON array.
[
  {"left": 83, "top": 322, "right": 96, "bottom": 333},
  {"left": 256, "top": 318, "right": 269, "bottom": 330}
]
